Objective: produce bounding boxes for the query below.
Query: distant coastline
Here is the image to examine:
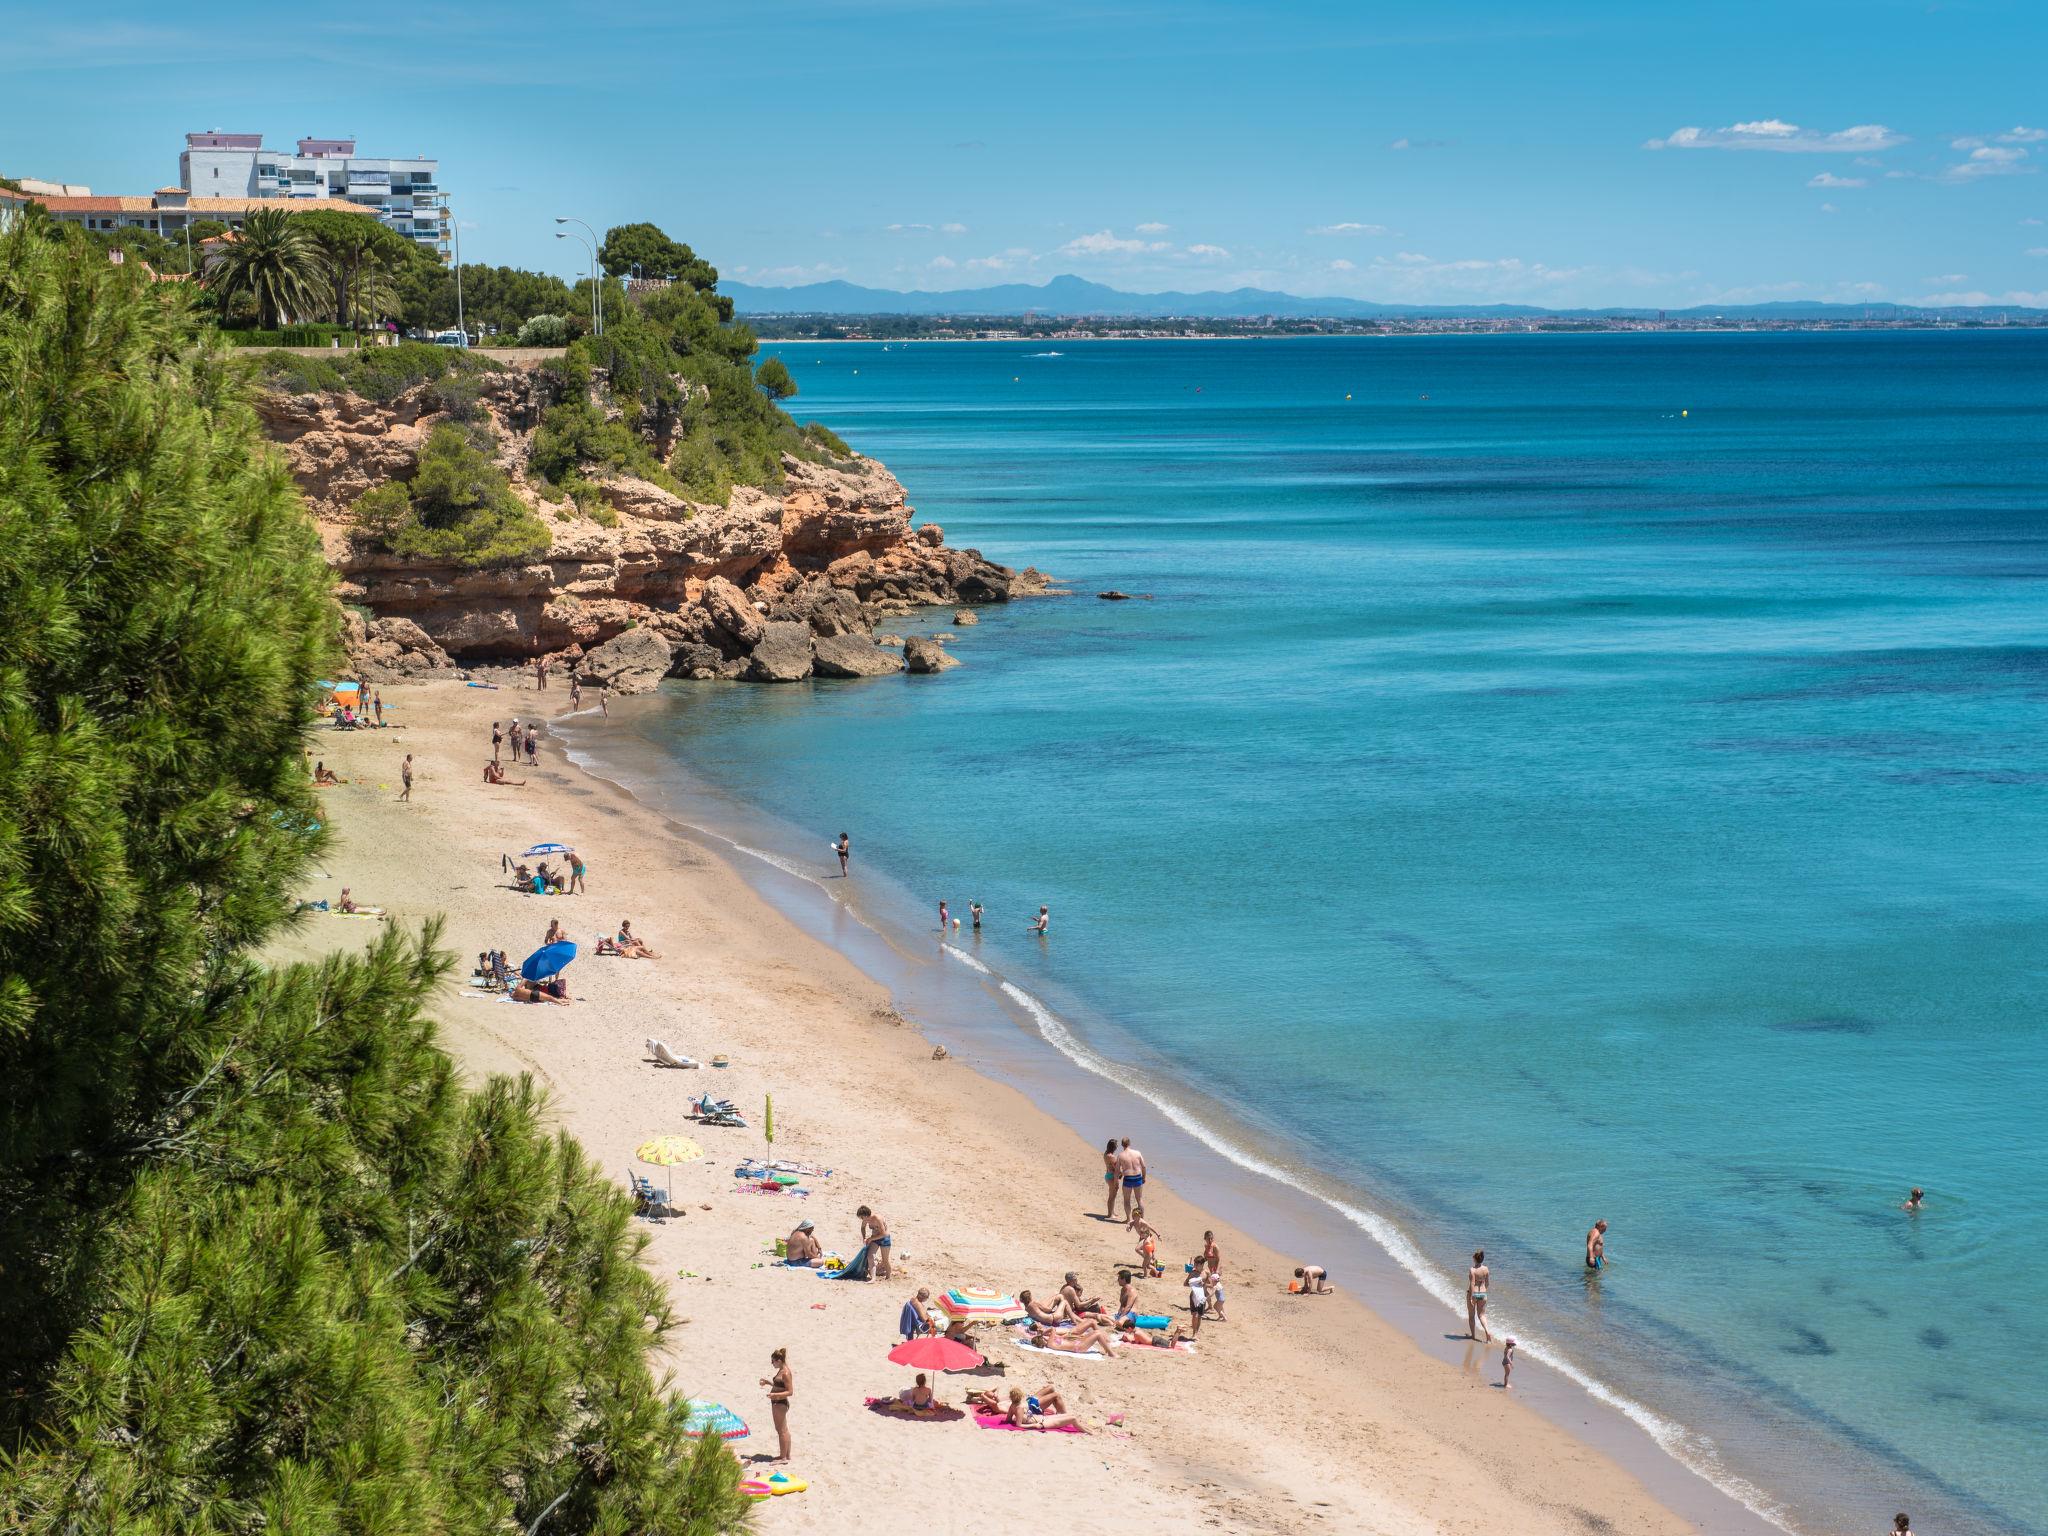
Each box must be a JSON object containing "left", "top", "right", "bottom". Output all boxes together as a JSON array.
[{"left": 752, "top": 320, "right": 2048, "bottom": 341}]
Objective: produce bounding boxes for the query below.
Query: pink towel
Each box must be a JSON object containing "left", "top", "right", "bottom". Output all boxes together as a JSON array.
[{"left": 974, "top": 1411, "right": 1084, "bottom": 1434}]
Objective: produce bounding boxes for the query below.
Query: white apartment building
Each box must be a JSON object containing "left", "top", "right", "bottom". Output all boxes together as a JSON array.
[{"left": 178, "top": 132, "right": 449, "bottom": 260}]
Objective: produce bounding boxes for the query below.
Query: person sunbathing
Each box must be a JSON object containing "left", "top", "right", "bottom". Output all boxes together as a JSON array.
[
  {"left": 510, "top": 975, "right": 571, "bottom": 1005},
  {"left": 312, "top": 761, "right": 341, "bottom": 785},
  {"left": 1115, "top": 1319, "right": 1187, "bottom": 1348},
  {"left": 597, "top": 920, "right": 660, "bottom": 959},
  {"left": 1027, "top": 1323, "right": 1119, "bottom": 1358},
  {"left": 899, "top": 1373, "right": 943, "bottom": 1411},
  {"left": 1006, "top": 1387, "right": 1086, "bottom": 1430},
  {"left": 482, "top": 760, "right": 525, "bottom": 785},
  {"left": 1059, "top": 1273, "right": 1104, "bottom": 1316},
  {"left": 336, "top": 887, "right": 361, "bottom": 913},
  {"left": 509, "top": 862, "right": 532, "bottom": 890},
  {"left": 1018, "top": 1289, "right": 1074, "bottom": 1327},
  {"left": 784, "top": 1221, "right": 822, "bottom": 1264}
]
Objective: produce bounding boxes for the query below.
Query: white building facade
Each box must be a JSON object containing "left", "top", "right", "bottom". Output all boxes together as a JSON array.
[{"left": 178, "top": 132, "right": 449, "bottom": 260}]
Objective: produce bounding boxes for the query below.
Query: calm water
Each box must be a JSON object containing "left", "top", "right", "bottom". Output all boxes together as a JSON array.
[{"left": 582, "top": 334, "right": 2048, "bottom": 1532}]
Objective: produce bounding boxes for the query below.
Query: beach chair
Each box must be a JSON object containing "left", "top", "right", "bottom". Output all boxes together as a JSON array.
[
  {"left": 627, "top": 1170, "right": 671, "bottom": 1222},
  {"left": 692, "top": 1093, "right": 747, "bottom": 1128}
]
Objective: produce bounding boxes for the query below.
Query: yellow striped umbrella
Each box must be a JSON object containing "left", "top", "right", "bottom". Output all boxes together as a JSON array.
[{"left": 635, "top": 1135, "right": 706, "bottom": 1166}]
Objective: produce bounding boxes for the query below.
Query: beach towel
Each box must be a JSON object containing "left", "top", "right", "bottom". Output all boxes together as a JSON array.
[
  {"left": 821, "top": 1243, "right": 873, "bottom": 1281},
  {"left": 974, "top": 1412, "right": 1084, "bottom": 1434},
  {"left": 646, "top": 1038, "right": 697, "bottom": 1069},
  {"left": 1014, "top": 1340, "right": 1113, "bottom": 1361},
  {"left": 865, "top": 1396, "right": 964, "bottom": 1423}
]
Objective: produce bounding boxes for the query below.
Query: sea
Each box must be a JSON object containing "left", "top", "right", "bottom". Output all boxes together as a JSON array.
[{"left": 558, "top": 332, "right": 2048, "bottom": 1535}]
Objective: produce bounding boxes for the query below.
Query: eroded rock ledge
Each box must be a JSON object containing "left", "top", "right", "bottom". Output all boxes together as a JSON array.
[{"left": 260, "top": 364, "right": 1048, "bottom": 688}]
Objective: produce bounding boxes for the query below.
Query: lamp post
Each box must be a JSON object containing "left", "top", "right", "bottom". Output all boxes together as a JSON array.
[
  {"left": 555, "top": 229, "right": 597, "bottom": 338},
  {"left": 554, "top": 216, "right": 601, "bottom": 336},
  {"left": 450, "top": 203, "right": 465, "bottom": 347}
]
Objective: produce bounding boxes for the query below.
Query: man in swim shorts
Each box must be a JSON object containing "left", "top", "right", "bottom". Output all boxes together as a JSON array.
[
  {"left": 857, "top": 1205, "right": 893, "bottom": 1280},
  {"left": 1586, "top": 1219, "right": 1608, "bottom": 1270},
  {"left": 1118, "top": 1138, "right": 1147, "bottom": 1221}
]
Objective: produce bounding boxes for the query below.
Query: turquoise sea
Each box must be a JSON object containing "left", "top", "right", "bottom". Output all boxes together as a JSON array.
[{"left": 564, "top": 334, "right": 2047, "bottom": 1534}]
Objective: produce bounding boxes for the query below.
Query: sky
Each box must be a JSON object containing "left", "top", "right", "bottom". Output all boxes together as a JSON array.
[{"left": 4, "top": 1, "right": 2046, "bottom": 308}]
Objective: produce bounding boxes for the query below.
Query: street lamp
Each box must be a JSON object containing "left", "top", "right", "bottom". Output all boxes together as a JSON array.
[
  {"left": 449, "top": 202, "right": 465, "bottom": 347},
  {"left": 554, "top": 216, "right": 601, "bottom": 336},
  {"left": 555, "top": 230, "right": 595, "bottom": 337}
]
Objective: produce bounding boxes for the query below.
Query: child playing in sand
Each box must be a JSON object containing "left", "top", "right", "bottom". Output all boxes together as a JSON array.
[
  {"left": 1185, "top": 1261, "right": 1208, "bottom": 1336},
  {"left": 1293, "top": 1264, "right": 1332, "bottom": 1295},
  {"left": 1131, "top": 1212, "right": 1163, "bottom": 1277}
]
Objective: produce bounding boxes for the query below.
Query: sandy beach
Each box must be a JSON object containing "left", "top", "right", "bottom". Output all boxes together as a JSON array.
[{"left": 276, "top": 676, "right": 1715, "bottom": 1535}]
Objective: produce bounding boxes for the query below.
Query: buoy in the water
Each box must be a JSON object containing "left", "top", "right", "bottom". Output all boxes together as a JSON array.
[
  {"left": 1345, "top": 393, "right": 1352, "bottom": 400},
  {"left": 1681, "top": 409, "right": 1689, "bottom": 417}
]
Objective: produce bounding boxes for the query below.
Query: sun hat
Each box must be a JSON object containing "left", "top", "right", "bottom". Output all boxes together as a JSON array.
[{"left": 797, "top": 1219, "right": 815, "bottom": 1231}]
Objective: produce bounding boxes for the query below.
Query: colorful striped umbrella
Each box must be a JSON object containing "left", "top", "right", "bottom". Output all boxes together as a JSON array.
[
  {"left": 681, "top": 1399, "right": 749, "bottom": 1440},
  {"left": 935, "top": 1286, "right": 1024, "bottom": 1322}
]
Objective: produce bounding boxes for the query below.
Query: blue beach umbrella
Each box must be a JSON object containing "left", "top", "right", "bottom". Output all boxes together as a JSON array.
[
  {"left": 521, "top": 941, "right": 577, "bottom": 981},
  {"left": 521, "top": 842, "right": 575, "bottom": 858}
]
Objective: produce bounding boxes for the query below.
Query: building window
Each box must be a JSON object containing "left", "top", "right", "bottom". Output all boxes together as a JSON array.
[
  {"left": 411, "top": 171, "right": 431, "bottom": 183},
  {"left": 212, "top": 168, "right": 219, "bottom": 179}
]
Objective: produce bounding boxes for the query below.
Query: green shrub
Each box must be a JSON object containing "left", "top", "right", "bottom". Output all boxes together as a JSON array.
[
  {"left": 347, "top": 480, "right": 414, "bottom": 549},
  {"left": 515, "top": 312, "right": 573, "bottom": 347},
  {"left": 251, "top": 348, "right": 345, "bottom": 395}
]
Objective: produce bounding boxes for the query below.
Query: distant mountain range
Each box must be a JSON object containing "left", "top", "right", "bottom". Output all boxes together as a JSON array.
[{"left": 722, "top": 272, "right": 2041, "bottom": 321}]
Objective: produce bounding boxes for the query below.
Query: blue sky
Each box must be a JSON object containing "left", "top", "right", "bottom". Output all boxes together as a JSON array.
[{"left": 5, "top": 1, "right": 2046, "bottom": 306}]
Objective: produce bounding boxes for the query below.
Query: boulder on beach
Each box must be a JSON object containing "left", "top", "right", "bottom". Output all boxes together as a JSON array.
[
  {"left": 744, "top": 621, "right": 815, "bottom": 682},
  {"left": 812, "top": 633, "right": 905, "bottom": 678},
  {"left": 576, "top": 626, "right": 675, "bottom": 694}
]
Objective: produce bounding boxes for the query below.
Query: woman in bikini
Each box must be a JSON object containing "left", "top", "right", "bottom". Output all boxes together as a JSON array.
[
  {"left": 1102, "top": 1138, "right": 1121, "bottom": 1218},
  {"left": 760, "top": 1348, "right": 793, "bottom": 1463},
  {"left": 1006, "top": 1387, "right": 1085, "bottom": 1431},
  {"left": 1467, "top": 1249, "right": 1492, "bottom": 1343},
  {"left": 1027, "top": 1322, "right": 1120, "bottom": 1358},
  {"left": 1018, "top": 1289, "right": 1073, "bottom": 1327}
]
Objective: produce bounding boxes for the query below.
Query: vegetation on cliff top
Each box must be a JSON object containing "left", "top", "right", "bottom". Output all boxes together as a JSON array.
[
  {"left": 350, "top": 421, "right": 555, "bottom": 566},
  {"left": 0, "top": 216, "right": 751, "bottom": 1532}
]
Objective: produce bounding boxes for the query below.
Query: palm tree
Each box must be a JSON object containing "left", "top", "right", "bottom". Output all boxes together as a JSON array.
[{"left": 204, "top": 207, "right": 329, "bottom": 330}]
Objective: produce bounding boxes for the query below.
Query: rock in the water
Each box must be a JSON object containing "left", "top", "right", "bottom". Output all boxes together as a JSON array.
[
  {"left": 952, "top": 609, "right": 979, "bottom": 626},
  {"left": 954, "top": 563, "right": 1011, "bottom": 603},
  {"left": 701, "top": 574, "right": 766, "bottom": 648},
  {"left": 903, "top": 636, "right": 960, "bottom": 674},
  {"left": 578, "top": 626, "right": 675, "bottom": 694},
  {"left": 744, "top": 621, "right": 815, "bottom": 683},
  {"left": 812, "top": 633, "right": 906, "bottom": 678}
]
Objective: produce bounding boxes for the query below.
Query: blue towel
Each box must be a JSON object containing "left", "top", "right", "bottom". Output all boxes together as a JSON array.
[{"left": 822, "top": 1243, "right": 873, "bottom": 1281}]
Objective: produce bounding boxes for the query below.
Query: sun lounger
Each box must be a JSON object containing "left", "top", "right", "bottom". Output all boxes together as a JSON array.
[{"left": 627, "top": 1171, "right": 673, "bottom": 1222}]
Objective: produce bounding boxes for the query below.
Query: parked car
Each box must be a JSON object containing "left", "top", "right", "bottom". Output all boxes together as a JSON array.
[{"left": 428, "top": 328, "right": 469, "bottom": 348}]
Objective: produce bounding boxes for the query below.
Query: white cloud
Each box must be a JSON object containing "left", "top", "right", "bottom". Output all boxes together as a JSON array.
[
  {"left": 885, "top": 222, "right": 933, "bottom": 233},
  {"left": 1058, "top": 229, "right": 1170, "bottom": 257},
  {"left": 1820, "top": 202, "right": 1838, "bottom": 214},
  {"left": 1387, "top": 137, "right": 1448, "bottom": 150},
  {"left": 1310, "top": 221, "right": 1391, "bottom": 235},
  {"left": 928, "top": 255, "right": 957, "bottom": 270},
  {"left": 1360, "top": 252, "right": 1593, "bottom": 300},
  {"left": 749, "top": 262, "right": 846, "bottom": 284},
  {"left": 1999, "top": 126, "right": 2048, "bottom": 143},
  {"left": 1923, "top": 272, "right": 1969, "bottom": 285},
  {"left": 1393, "top": 251, "right": 1432, "bottom": 264},
  {"left": 1135, "top": 221, "right": 1170, "bottom": 233},
  {"left": 2026, "top": 218, "right": 2046, "bottom": 226},
  {"left": 1808, "top": 172, "right": 1866, "bottom": 188},
  {"left": 1952, "top": 136, "right": 1986, "bottom": 150},
  {"left": 940, "top": 222, "right": 968, "bottom": 235},
  {"left": 1183, "top": 243, "right": 1231, "bottom": 259},
  {"left": 1329, "top": 258, "right": 1355, "bottom": 271},
  {"left": 1944, "top": 145, "right": 2034, "bottom": 181},
  {"left": 1913, "top": 288, "right": 2048, "bottom": 307},
  {"left": 2027, "top": 247, "right": 2048, "bottom": 257},
  {"left": 1645, "top": 120, "right": 1905, "bottom": 153},
  {"left": 963, "top": 247, "right": 1033, "bottom": 273}
]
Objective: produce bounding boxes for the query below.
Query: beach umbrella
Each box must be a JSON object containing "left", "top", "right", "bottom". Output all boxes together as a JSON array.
[
  {"left": 680, "top": 1399, "right": 749, "bottom": 1440},
  {"left": 635, "top": 1135, "right": 705, "bottom": 1166},
  {"left": 888, "top": 1336, "right": 983, "bottom": 1371},
  {"left": 520, "top": 842, "right": 575, "bottom": 858},
  {"left": 763, "top": 1094, "right": 774, "bottom": 1149},
  {"left": 520, "top": 941, "right": 576, "bottom": 981},
  {"left": 935, "top": 1286, "right": 1025, "bottom": 1323}
]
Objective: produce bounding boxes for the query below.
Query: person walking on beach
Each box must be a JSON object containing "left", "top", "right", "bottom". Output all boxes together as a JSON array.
[
  {"left": 1467, "top": 1250, "right": 1492, "bottom": 1342},
  {"left": 598, "top": 682, "right": 608, "bottom": 716},
  {"left": 1586, "top": 1219, "right": 1608, "bottom": 1270},
  {"left": 760, "top": 1348, "right": 793, "bottom": 1464},
  {"left": 568, "top": 850, "right": 586, "bottom": 896},
  {"left": 1117, "top": 1138, "right": 1147, "bottom": 1221},
  {"left": 1032, "top": 905, "right": 1050, "bottom": 935},
  {"left": 835, "top": 832, "right": 850, "bottom": 877},
  {"left": 398, "top": 753, "right": 413, "bottom": 802},
  {"left": 857, "top": 1205, "right": 893, "bottom": 1280},
  {"left": 1102, "top": 1138, "right": 1122, "bottom": 1217},
  {"left": 569, "top": 675, "right": 581, "bottom": 711},
  {"left": 492, "top": 721, "right": 503, "bottom": 763}
]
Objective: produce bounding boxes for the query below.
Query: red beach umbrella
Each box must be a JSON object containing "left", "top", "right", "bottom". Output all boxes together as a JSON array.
[{"left": 887, "top": 1336, "right": 983, "bottom": 1371}]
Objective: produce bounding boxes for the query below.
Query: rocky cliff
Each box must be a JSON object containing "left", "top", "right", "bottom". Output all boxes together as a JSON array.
[{"left": 258, "top": 361, "right": 1039, "bottom": 688}]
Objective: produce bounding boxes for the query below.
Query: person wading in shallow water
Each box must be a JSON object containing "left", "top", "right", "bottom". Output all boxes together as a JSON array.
[
  {"left": 1467, "top": 1250, "right": 1492, "bottom": 1343},
  {"left": 835, "top": 832, "right": 850, "bottom": 877}
]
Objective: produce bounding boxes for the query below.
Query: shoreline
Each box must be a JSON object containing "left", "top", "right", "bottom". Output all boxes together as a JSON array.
[{"left": 277, "top": 675, "right": 1778, "bottom": 1535}]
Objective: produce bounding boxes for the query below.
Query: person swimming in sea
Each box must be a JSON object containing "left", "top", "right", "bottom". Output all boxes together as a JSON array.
[
  {"left": 1902, "top": 1188, "right": 1924, "bottom": 1211},
  {"left": 1586, "top": 1219, "right": 1608, "bottom": 1269}
]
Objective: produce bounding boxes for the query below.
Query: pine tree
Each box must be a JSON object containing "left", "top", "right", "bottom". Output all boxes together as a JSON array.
[{"left": 0, "top": 217, "right": 752, "bottom": 1535}]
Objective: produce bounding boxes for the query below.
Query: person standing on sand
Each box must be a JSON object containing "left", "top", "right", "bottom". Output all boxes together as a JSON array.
[
  {"left": 373, "top": 691, "right": 384, "bottom": 726},
  {"left": 1117, "top": 1138, "right": 1147, "bottom": 1221},
  {"left": 835, "top": 833, "right": 850, "bottom": 877},
  {"left": 569, "top": 675, "right": 581, "bottom": 711},
  {"left": 761, "top": 1348, "right": 793, "bottom": 1464},
  {"left": 398, "top": 753, "right": 413, "bottom": 802},
  {"left": 525, "top": 723, "right": 539, "bottom": 766},
  {"left": 598, "top": 682, "right": 608, "bottom": 716},
  {"left": 534, "top": 656, "right": 547, "bottom": 692},
  {"left": 1586, "top": 1219, "right": 1608, "bottom": 1270},
  {"left": 568, "top": 851, "right": 586, "bottom": 896},
  {"left": 1467, "top": 1250, "right": 1492, "bottom": 1342},
  {"left": 1501, "top": 1337, "right": 1516, "bottom": 1391},
  {"left": 857, "top": 1205, "right": 893, "bottom": 1280},
  {"left": 492, "top": 721, "right": 503, "bottom": 763},
  {"left": 1102, "top": 1138, "right": 1122, "bottom": 1217}
]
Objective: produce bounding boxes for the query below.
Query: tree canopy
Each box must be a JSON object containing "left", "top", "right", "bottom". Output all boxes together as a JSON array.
[
  {"left": 0, "top": 216, "right": 752, "bottom": 1536},
  {"left": 599, "top": 222, "right": 721, "bottom": 293},
  {"left": 204, "top": 206, "right": 330, "bottom": 329}
]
